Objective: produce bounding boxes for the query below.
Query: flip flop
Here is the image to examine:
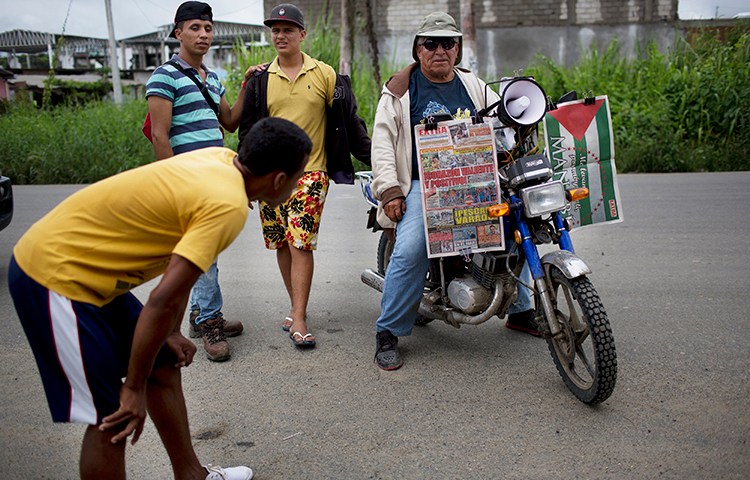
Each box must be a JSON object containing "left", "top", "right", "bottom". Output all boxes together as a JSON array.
[
  {"left": 281, "top": 316, "right": 294, "bottom": 332},
  {"left": 290, "top": 330, "right": 316, "bottom": 349}
]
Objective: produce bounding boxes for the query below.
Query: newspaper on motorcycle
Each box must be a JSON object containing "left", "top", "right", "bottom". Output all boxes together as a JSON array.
[{"left": 415, "top": 118, "right": 505, "bottom": 258}]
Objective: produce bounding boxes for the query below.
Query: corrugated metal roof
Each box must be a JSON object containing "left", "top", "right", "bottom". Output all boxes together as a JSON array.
[
  {"left": 121, "top": 21, "right": 265, "bottom": 45},
  {"left": 0, "top": 21, "right": 265, "bottom": 53}
]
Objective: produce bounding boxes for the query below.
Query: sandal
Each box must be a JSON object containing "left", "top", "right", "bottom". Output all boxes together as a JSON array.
[
  {"left": 281, "top": 316, "right": 294, "bottom": 332},
  {"left": 290, "top": 330, "right": 316, "bottom": 349}
]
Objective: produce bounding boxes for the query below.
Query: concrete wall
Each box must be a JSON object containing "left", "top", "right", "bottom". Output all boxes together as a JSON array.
[
  {"left": 265, "top": 0, "right": 680, "bottom": 78},
  {"left": 468, "top": 22, "right": 678, "bottom": 79}
]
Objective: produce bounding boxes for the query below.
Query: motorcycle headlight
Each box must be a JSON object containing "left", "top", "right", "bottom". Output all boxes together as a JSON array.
[{"left": 520, "top": 181, "right": 567, "bottom": 217}]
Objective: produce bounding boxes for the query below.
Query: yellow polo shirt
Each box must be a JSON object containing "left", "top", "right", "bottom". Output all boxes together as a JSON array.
[
  {"left": 13, "top": 147, "right": 249, "bottom": 306},
  {"left": 266, "top": 52, "right": 336, "bottom": 172}
]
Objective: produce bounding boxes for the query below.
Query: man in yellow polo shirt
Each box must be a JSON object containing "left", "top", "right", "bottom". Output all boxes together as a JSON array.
[
  {"left": 8, "top": 118, "right": 310, "bottom": 480},
  {"left": 239, "top": 3, "right": 337, "bottom": 349}
]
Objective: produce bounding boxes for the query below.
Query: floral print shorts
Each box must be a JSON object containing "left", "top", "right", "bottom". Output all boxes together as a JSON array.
[{"left": 259, "top": 171, "right": 329, "bottom": 251}]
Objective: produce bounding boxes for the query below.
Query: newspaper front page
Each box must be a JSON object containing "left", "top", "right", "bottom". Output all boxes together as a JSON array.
[{"left": 415, "top": 119, "right": 505, "bottom": 258}]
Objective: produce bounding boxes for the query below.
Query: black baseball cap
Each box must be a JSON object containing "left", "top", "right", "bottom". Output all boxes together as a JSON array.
[
  {"left": 264, "top": 3, "right": 305, "bottom": 30},
  {"left": 169, "top": 1, "right": 214, "bottom": 38}
]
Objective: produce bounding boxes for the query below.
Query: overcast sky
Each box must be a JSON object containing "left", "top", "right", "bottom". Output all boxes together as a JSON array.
[
  {"left": 678, "top": 0, "right": 749, "bottom": 19},
  {"left": 0, "top": 0, "right": 748, "bottom": 39},
  {"left": 0, "top": 0, "right": 265, "bottom": 39}
]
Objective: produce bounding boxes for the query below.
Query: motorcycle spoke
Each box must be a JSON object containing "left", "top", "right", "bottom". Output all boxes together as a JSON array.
[
  {"left": 574, "top": 326, "right": 590, "bottom": 345},
  {"left": 574, "top": 344, "right": 596, "bottom": 379}
]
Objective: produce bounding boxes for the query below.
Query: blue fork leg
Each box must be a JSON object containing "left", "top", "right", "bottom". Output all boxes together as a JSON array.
[
  {"left": 511, "top": 197, "right": 562, "bottom": 336},
  {"left": 553, "top": 212, "right": 575, "bottom": 253}
]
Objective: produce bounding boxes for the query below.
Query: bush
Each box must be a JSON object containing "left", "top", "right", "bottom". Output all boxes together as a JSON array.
[
  {"left": 3, "top": 26, "right": 747, "bottom": 184},
  {"left": 527, "top": 29, "right": 750, "bottom": 172},
  {"left": 1, "top": 100, "right": 154, "bottom": 184}
]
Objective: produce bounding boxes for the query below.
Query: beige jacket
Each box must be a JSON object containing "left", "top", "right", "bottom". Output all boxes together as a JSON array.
[{"left": 371, "top": 63, "right": 501, "bottom": 228}]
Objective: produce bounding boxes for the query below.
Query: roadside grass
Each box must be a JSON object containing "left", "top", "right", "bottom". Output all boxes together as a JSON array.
[
  {"left": 1, "top": 100, "right": 152, "bottom": 184},
  {"left": 1, "top": 27, "right": 747, "bottom": 183},
  {"left": 527, "top": 29, "right": 750, "bottom": 172}
]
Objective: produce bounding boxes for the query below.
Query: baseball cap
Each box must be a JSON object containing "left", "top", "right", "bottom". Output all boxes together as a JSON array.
[
  {"left": 264, "top": 3, "right": 305, "bottom": 30},
  {"left": 412, "top": 12, "right": 463, "bottom": 64},
  {"left": 169, "top": 1, "right": 214, "bottom": 38}
]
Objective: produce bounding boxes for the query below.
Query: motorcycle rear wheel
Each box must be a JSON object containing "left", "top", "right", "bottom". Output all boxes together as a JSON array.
[
  {"left": 376, "top": 232, "right": 394, "bottom": 276},
  {"left": 543, "top": 266, "right": 617, "bottom": 405}
]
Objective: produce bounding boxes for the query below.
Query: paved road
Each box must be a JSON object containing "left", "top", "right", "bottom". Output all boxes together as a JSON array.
[{"left": 0, "top": 173, "right": 748, "bottom": 479}]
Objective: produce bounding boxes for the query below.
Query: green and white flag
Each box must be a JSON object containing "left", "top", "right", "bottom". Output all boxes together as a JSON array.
[{"left": 543, "top": 96, "right": 624, "bottom": 228}]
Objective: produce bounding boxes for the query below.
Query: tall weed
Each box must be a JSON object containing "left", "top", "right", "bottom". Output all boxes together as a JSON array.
[
  {"left": 1, "top": 101, "right": 153, "bottom": 184},
  {"left": 4, "top": 24, "right": 746, "bottom": 184},
  {"left": 528, "top": 29, "right": 750, "bottom": 172}
]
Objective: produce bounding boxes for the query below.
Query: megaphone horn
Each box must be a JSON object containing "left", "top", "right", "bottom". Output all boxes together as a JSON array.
[{"left": 498, "top": 77, "right": 547, "bottom": 127}]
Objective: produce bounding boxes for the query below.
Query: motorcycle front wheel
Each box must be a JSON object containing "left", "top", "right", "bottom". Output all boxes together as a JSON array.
[{"left": 543, "top": 266, "right": 617, "bottom": 405}]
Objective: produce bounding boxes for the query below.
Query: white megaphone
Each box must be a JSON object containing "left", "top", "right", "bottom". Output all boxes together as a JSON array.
[{"left": 498, "top": 77, "right": 547, "bottom": 127}]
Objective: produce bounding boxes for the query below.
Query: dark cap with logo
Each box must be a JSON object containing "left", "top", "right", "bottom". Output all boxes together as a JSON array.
[
  {"left": 264, "top": 3, "right": 305, "bottom": 30},
  {"left": 170, "top": 1, "right": 214, "bottom": 38}
]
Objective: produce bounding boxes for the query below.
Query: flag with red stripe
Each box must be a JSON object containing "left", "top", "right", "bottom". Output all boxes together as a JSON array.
[{"left": 543, "top": 95, "right": 623, "bottom": 228}]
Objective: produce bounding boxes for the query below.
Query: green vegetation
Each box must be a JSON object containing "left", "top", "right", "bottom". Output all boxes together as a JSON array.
[
  {"left": 1, "top": 27, "right": 747, "bottom": 184},
  {"left": 527, "top": 29, "right": 750, "bottom": 172},
  {"left": 0, "top": 100, "right": 153, "bottom": 184}
]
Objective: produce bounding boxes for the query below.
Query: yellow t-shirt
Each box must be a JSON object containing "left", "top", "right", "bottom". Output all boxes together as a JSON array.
[
  {"left": 13, "top": 147, "right": 249, "bottom": 306},
  {"left": 266, "top": 52, "right": 336, "bottom": 172}
]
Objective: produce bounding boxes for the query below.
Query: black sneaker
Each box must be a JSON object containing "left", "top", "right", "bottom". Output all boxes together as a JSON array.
[
  {"left": 375, "top": 330, "right": 404, "bottom": 371},
  {"left": 505, "top": 309, "right": 542, "bottom": 337}
]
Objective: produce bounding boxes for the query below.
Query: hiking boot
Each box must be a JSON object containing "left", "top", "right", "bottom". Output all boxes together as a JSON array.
[
  {"left": 375, "top": 330, "right": 403, "bottom": 371},
  {"left": 189, "top": 310, "right": 244, "bottom": 338},
  {"left": 198, "top": 317, "right": 232, "bottom": 362},
  {"left": 505, "top": 309, "right": 542, "bottom": 337},
  {"left": 204, "top": 464, "right": 253, "bottom": 480}
]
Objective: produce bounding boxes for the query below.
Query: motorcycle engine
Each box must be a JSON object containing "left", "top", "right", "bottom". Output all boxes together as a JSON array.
[{"left": 447, "top": 276, "right": 492, "bottom": 314}]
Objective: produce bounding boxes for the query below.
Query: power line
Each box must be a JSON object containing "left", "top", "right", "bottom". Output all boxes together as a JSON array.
[
  {"left": 130, "top": 0, "right": 159, "bottom": 31},
  {"left": 61, "top": 0, "right": 74, "bottom": 35},
  {"left": 215, "top": 0, "right": 264, "bottom": 18}
]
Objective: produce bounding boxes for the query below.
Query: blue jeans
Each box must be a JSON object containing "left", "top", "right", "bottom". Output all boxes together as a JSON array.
[
  {"left": 508, "top": 261, "right": 532, "bottom": 314},
  {"left": 376, "top": 181, "right": 431, "bottom": 336},
  {"left": 189, "top": 259, "right": 223, "bottom": 324},
  {"left": 376, "top": 181, "right": 532, "bottom": 336}
]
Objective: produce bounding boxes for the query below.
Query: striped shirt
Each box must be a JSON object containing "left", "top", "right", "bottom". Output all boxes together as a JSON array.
[{"left": 145, "top": 55, "right": 226, "bottom": 154}]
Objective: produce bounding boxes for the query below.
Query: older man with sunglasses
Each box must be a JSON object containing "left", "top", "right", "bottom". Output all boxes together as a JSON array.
[{"left": 370, "top": 11, "right": 538, "bottom": 371}]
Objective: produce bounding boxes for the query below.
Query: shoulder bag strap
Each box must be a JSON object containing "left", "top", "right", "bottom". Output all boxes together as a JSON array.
[{"left": 166, "top": 60, "right": 220, "bottom": 115}]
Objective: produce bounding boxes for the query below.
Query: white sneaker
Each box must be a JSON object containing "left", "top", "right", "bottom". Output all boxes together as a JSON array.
[{"left": 204, "top": 464, "right": 254, "bottom": 480}]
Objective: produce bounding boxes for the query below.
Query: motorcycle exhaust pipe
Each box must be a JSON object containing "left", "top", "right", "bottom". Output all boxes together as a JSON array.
[
  {"left": 362, "top": 268, "right": 512, "bottom": 327},
  {"left": 419, "top": 284, "right": 506, "bottom": 327},
  {"left": 361, "top": 268, "right": 384, "bottom": 292}
]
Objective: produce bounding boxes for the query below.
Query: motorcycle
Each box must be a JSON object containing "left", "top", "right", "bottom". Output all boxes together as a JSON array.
[{"left": 357, "top": 80, "right": 617, "bottom": 405}]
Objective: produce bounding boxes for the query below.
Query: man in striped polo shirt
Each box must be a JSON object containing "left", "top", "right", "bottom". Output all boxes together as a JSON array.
[{"left": 146, "top": 1, "right": 248, "bottom": 362}]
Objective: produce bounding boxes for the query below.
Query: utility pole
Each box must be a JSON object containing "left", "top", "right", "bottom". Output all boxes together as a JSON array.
[
  {"left": 339, "top": 0, "right": 354, "bottom": 76},
  {"left": 364, "top": 0, "right": 381, "bottom": 87},
  {"left": 459, "top": 0, "right": 477, "bottom": 72},
  {"left": 105, "top": 0, "right": 123, "bottom": 104}
]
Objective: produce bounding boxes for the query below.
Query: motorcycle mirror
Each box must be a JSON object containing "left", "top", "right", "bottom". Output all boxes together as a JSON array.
[{"left": 558, "top": 90, "right": 578, "bottom": 103}]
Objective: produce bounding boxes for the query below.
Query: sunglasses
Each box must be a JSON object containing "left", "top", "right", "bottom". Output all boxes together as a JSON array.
[{"left": 419, "top": 38, "right": 458, "bottom": 52}]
